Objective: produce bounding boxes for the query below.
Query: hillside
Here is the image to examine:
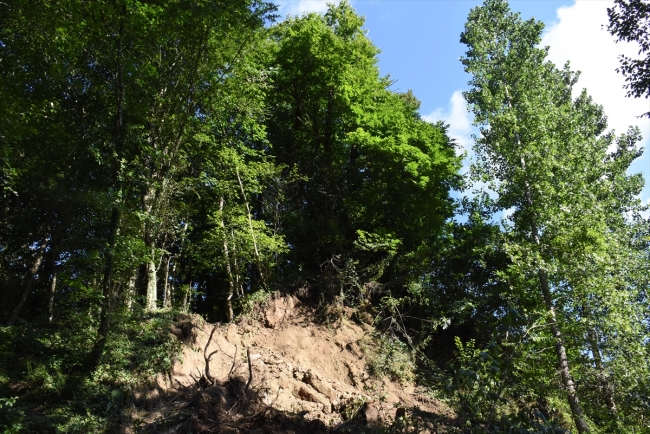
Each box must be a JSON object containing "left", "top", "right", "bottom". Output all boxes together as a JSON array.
[
  {"left": 127, "top": 294, "right": 456, "bottom": 433},
  {"left": 2, "top": 0, "right": 649, "bottom": 432}
]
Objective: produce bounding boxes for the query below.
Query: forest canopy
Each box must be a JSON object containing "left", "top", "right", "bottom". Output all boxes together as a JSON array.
[{"left": 0, "top": 0, "right": 648, "bottom": 432}]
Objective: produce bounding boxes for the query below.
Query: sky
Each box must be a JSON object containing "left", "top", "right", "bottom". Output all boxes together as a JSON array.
[{"left": 274, "top": 0, "right": 650, "bottom": 214}]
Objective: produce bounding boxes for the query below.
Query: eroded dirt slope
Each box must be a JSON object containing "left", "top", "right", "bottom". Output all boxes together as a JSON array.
[{"left": 128, "top": 294, "right": 456, "bottom": 433}]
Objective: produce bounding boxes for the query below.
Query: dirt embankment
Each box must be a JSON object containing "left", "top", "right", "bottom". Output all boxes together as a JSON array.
[{"left": 126, "top": 294, "right": 456, "bottom": 433}]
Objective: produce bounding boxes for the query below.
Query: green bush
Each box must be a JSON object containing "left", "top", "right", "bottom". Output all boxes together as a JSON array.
[
  {"left": 442, "top": 337, "right": 569, "bottom": 433},
  {"left": 0, "top": 397, "right": 24, "bottom": 434},
  {"left": 0, "top": 308, "right": 182, "bottom": 433},
  {"left": 367, "top": 335, "right": 415, "bottom": 383}
]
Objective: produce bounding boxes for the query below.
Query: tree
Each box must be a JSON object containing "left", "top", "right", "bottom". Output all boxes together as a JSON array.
[
  {"left": 0, "top": 0, "right": 277, "bottom": 366},
  {"left": 608, "top": 0, "right": 650, "bottom": 118},
  {"left": 461, "top": 0, "right": 647, "bottom": 431},
  {"left": 265, "top": 2, "right": 461, "bottom": 296}
]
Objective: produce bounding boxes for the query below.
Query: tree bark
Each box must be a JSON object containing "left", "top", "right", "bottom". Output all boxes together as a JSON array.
[
  {"left": 142, "top": 184, "right": 158, "bottom": 311},
  {"left": 163, "top": 254, "right": 172, "bottom": 308},
  {"left": 536, "top": 267, "right": 589, "bottom": 433},
  {"left": 145, "top": 253, "right": 157, "bottom": 310},
  {"left": 231, "top": 228, "right": 244, "bottom": 298},
  {"left": 219, "top": 196, "right": 235, "bottom": 322},
  {"left": 47, "top": 236, "right": 60, "bottom": 323},
  {"left": 86, "top": 11, "right": 126, "bottom": 373},
  {"left": 235, "top": 166, "right": 266, "bottom": 288},
  {"left": 86, "top": 205, "right": 120, "bottom": 372},
  {"left": 526, "top": 181, "right": 589, "bottom": 433},
  {"left": 183, "top": 280, "right": 192, "bottom": 313},
  {"left": 126, "top": 272, "right": 137, "bottom": 310},
  {"left": 6, "top": 235, "right": 49, "bottom": 326},
  {"left": 509, "top": 91, "right": 589, "bottom": 431},
  {"left": 48, "top": 272, "right": 57, "bottom": 323}
]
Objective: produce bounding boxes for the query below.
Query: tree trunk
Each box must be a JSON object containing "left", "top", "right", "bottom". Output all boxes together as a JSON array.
[
  {"left": 48, "top": 273, "right": 57, "bottom": 323},
  {"left": 86, "top": 11, "right": 126, "bottom": 373},
  {"left": 47, "top": 236, "right": 60, "bottom": 323},
  {"left": 536, "top": 268, "right": 589, "bottom": 433},
  {"left": 142, "top": 183, "right": 158, "bottom": 311},
  {"left": 235, "top": 166, "right": 266, "bottom": 288},
  {"left": 163, "top": 255, "right": 172, "bottom": 308},
  {"left": 145, "top": 253, "right": 157, "bottom": 310},
  {"left": 183, "top": 280, "right": 192, "bottom": 313},
  {"left": 86, "top": 206, "right": 120, "bottom": 372},
  {"left": 126, "top": 272, "right": 137, "bottom": 310},
  {"left": 231, "top": 228, "right": 244, "bottom": 298},
  {"left": 6, "top": 235, "right": 49, "bottom": 326},
  {"left": 516, "top": 125, "right": 589, "bottom": 432},
  {"left": 219, "top": 196, "right": 235, "bottom": 321},
  {"left": 527, "top": 188, "right": 589, "bottom": 433}
]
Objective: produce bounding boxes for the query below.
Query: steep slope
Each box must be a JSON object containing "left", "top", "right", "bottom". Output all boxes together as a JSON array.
[{"left": 126, "top": 294, "right": 456, "bottom": 433}]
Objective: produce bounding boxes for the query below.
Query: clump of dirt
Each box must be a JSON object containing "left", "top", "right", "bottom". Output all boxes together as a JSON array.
[{"left": 124, "top": 294, "right": 456, "bottom": 433}]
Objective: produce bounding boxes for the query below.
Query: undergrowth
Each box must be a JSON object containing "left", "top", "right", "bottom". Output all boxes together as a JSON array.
[
  {"left": 0, "top": 305, "right": 183, "bottom": 433},
  {"left": 365, "top": 334, "right": 416, "bottom": 384}
]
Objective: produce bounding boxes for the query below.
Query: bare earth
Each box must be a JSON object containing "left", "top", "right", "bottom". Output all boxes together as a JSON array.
[{"left": 126, "top": 294, "right": 456, "bottom": 433}]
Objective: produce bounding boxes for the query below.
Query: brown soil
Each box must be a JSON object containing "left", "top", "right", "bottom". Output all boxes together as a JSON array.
[{"left": 124, "top": 294, "right": 456, "bottom": 433}]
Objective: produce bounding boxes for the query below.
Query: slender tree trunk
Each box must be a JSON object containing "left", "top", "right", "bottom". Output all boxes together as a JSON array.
[
  {"left": 6, "top": 235, "right": 49, "bottom": 326},
  {"left": 163, "top": 220, "right": 188, "bottom": 309},
  {"left": 235, "top": 166, "right": 266, "bottom": 288},
  {"left": 47, "top": 237, "right": 59, "bottom": 323},
  {"left": 536, "top": 268, "right": 589, "bottom": 433},
  {"left": 145, "top": 252, "right": 157, "bottom": 310},
  {"left": 126, "top": 272, "right": 137, "bottom": 310},
  {"left": 219, "top": 196, "right": 235, "bottom": 321},
  {"left": 231, "top": 228, "right": 244, "bottom": 298},
  {"left": 48, "top": 273, "right": 57, "bottom": 323},
  {"left": 509, "top": 95, "right": 589, "bottom": 431},
  {"left": 86, "top": 206, "right": 120, "bottom": 371},
  {"left": 142, "top": 184, "right": 158, "bottom": 311},
  {"left": 163, "top": 255, "right": 172, "bottom": 308},
  {"left": 183, "top": 280, "right": 192, "bottom": 313},
  {"left": 86, "top": 12, "right": 126, "bottom": 373},
  {"left": 526, "top": 184, "right": 589, "bottom": 433}
]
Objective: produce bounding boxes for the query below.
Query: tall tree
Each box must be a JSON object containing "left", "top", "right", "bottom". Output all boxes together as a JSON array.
[
  {"left": 265, "top": 1, "right": 461, "bottom": 294},
  {"left": 461, "top": 1, "right": 647, "bottom": 431},
  {"left": 0, "top": 0, "right": 277, "bottom": 363}
]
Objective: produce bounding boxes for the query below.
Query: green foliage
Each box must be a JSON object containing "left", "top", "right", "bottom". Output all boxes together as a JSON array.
[
  {"left": 1, "top": 0, "right": 647, "bottom": 432},
  {"left": 442, "top": 337, "right": 570, "bottom": 434},
  {"left": 265, "top": 1, "right": 461, "bottom": 289},
  {"left": 460, "top": 0, "right": 649, "bottom": 430},
  {"left": 607, "top": 0, "right": 650, "bottom": 117},
  {"left": 0, "top": 397, "right": 24, "bottom": 434},
  {"left": 0, "top": 307, "right": 182, "bottom": 432},
  {"left": 446, "top": 337, "right": 500, "bottom": 422},
  {"left": 366, "top": 335, "right": 415, "bottom": 383},
  {"left": 237, "top": 290, "right": 272, "bottom": 318}
]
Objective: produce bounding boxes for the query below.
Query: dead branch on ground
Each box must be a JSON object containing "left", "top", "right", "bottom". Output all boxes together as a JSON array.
[{"left": 204, "top": 324, "right": 220, "bottom": 385}]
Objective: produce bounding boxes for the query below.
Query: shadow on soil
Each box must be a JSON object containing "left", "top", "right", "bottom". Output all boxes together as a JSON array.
[{"left": 131, "top": 376, "right": 458, "bottom": 434}]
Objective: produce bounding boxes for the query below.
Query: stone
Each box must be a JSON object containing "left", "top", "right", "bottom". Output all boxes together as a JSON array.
[
  {"left": 264, "top": 297, "right": 294, "bottom": 329},
  {"left": 364, "top": 401, "right": 380, "bottom": 427},
  {"left": 304, "top": 370, "right": 338, "bottom": 405},
  {"left": 296, "top": 385, "right": 331, "bottom": 413}
]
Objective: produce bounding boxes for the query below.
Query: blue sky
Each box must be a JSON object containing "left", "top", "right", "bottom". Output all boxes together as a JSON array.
[{"left": 275, "top": 0, "right": 650, "bottom": 214}]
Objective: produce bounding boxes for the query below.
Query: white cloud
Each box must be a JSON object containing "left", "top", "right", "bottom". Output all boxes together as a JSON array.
[
  {"left": 424, "top": 90, "right": 500, "bottom": 215},
  {"left": 541, "top": 0, "right": 650, "bottom": 206},
  {"left": 275, "top": 0, "right": 339, "bottom": 17},
  {"left": 423, "top": 90, "right": 474, "bottom": 163},
  {"left": 542, "top": 2, "right": 649, "bottom": 147}
]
